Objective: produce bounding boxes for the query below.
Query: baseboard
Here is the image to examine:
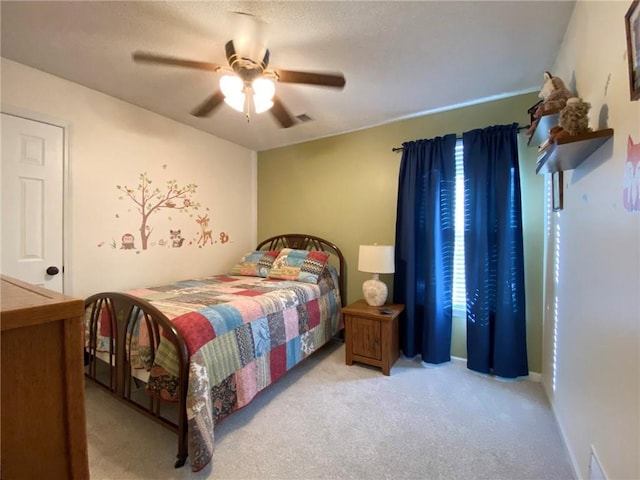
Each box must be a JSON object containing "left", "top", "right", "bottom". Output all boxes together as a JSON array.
[
  {"left": 451, "top": 355, "right": 466, "bottom": 366},
  {"left": 528, "top": 370, "right": 542, "bottom": 382},
  {"left": 542, "top": 382, "right": 581, "bottom": 479},
  {"left": 450, "top": 355, "right": 541, "bottom": 382}
]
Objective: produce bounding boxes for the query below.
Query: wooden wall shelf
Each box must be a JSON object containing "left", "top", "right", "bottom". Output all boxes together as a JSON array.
[
  {"left": 529, "top": 110, "right": 614, "bottom": 175},
  {"left": 536, "top": 128, "right": 614, "bottom": 175},
  {"left": 529, "top": 110, "right": 561, "bottom": 148}
]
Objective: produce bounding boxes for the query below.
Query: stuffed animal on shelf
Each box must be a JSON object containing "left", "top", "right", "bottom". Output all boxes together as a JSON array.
[
  {"left": 537, "top": 97, "right": 592, "bottom": 155},
  {"left": 538, "top": 125, "right": 571, "bottom": 155},
  {"left": 549, "top": 125, "right": 571, "bottom": 141},
  {"left": 537, "top": 71, "right": 573, "bottom": 113},
  {"left": 525, "top": 71, "right": 573, "bottom": 139},
  {"left": 558, "top": 97, "right": 592, "bottom": 136}
]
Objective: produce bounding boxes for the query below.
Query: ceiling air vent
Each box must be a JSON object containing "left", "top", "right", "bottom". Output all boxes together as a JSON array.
[{"left": 296, "top": 113, "right": 313, "bottom": 123}]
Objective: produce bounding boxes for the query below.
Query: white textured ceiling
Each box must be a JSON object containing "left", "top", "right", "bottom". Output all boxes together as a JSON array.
[{"left": 0, "top": 1, "right": 575, "bottom": 152}]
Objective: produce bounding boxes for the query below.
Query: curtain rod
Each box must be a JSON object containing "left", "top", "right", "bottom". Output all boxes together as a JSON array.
[{"left": 391, "top": 124, "right": 529, "bottom": 152}]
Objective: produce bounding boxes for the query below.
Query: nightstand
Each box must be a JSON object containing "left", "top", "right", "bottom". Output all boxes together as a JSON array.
[{"left": 341, "top": 299, "right": 404, "bottom": 376}]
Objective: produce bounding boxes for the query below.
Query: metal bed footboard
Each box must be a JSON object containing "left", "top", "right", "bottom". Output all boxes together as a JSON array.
[{"left": 84, "top": 292, "right": 189, "bottom": 468}]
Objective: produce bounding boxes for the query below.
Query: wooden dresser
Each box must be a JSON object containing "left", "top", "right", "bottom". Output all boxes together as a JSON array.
[{"left": 1, "top": 275, "right": 89, "bottom": 480}]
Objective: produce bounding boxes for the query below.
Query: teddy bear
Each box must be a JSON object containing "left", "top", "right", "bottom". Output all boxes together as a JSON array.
[
  {"left": 558, "top": 97, "right": 591, "bottom": 136},
  {"left": 525, "top": 72, "right": 573, "bottom": 139},
  {"left": 537, "top": 97, "right": 592, "bottom": 154}
]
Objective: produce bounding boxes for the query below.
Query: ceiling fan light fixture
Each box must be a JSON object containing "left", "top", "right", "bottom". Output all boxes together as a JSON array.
[
  {"left": 254, "top": 97, "right": 274, "bottom": 114},
  {"left": 224, "top": 93, "right": 246, "bottom": 113},
  {"left": 220, "top": 74, "right": 245, "bottom": 112},
  {"left": 252, "top": 78, "right": 275, "bottom": 113},
  {"left": 252, "top": 78, "right": 275, "bottom": 100},
  {"left": 220, "top": 74, "right": 243, "bottom": 96}
]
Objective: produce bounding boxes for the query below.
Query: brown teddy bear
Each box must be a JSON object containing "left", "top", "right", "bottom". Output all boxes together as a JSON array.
[
  {"left": 538, "top": 98, "right": 592, "bottom": 154},
  {"left": 558, "top": 97, "right": 592, "bottom": 136}
]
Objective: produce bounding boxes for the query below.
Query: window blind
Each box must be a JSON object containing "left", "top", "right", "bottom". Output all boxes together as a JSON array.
[{"left": 452, "top": 139, "right": 466, "bottom": 315}]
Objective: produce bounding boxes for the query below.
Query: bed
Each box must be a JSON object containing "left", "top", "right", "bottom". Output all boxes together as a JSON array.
[{"left": 83, "top": 233, "right": 346, "bottom": 471}]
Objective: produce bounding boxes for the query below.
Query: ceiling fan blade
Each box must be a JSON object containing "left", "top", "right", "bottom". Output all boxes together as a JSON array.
[
  {"left": 270, "top": 97, "right": 295, "bottom": 128},
  {"left": 132, "top": 51, "right": 221, "bottom": 72},
  {"left": 225, "top": 40, "right": 238, "bottom": 69},
  {"left": 191, "top": 91, "right": 226, "bottom": 117},
  {"left": 274, "top": 69, "right": 346, "bottom": 89}
]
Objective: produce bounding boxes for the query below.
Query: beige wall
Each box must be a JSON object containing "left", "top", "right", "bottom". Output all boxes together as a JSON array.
[
  {"left": 1, "top": 58, "right": 257, "bottom": 298},
  {"left": 258, "top": 92, "right": 546, "bottom": 373},
  {"left": 542, "top": 1, "right": 640, "bottom": 479}
]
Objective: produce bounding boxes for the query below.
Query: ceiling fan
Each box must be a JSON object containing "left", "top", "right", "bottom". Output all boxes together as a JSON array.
[{"left": 132, "top": 37, "right": 346, "bottom": 128}]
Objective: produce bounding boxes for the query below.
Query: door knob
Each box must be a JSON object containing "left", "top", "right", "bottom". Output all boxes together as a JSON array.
[{"left": 46, "top": 266, "right": 60, "bottom": 276}]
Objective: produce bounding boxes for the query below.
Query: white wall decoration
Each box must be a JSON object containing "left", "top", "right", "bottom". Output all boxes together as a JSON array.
[{"left": 623, "top": 135, "right": 640, "bottom": 213}]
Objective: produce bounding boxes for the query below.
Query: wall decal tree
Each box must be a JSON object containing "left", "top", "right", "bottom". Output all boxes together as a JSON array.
[{"left": 117, "top": 172, "right": 200, "bottom": 250}]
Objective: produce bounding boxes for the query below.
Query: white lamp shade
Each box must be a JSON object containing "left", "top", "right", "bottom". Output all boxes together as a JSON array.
[
  {"left": 220, "top": 75, "right": 274, "bottom": 114},
  {"left": 253, "top": 96, "right": 274, "bottom": 113},
  {"left": 220, "top": 75, "right": 243, "bottom": 97},
  {"left": 220, "top": 75, "right": 246, "bottom": 112},
  {"left": 252, "top": 78, "right": 275, "bottom": 100},
  {"left": 252, "top": 78, "right": 275, "bottom": 113},
  {"left": 358, "top": 245, "right": 395, "bottom": 274},
  {"left": 224, "top": 93, "right": 246, "bottom": 112}
]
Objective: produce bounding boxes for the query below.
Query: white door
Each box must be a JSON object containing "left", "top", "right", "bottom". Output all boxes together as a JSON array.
[{"left": 1, "top": 113, "right": 64, "bottom": 292}]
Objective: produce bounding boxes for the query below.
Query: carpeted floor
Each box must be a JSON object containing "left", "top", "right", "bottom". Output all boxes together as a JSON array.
[{"left": 85, "top": 339, "right": 575, "bottom": 480}]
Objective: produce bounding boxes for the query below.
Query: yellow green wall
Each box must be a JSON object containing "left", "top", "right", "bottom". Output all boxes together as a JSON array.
[{"left": 258, "top": 92, "right": 545, "bottom": 372}]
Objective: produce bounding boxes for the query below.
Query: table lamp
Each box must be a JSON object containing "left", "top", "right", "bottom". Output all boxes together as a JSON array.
[{"left": 358, "top": 244, "right": 395, "bottom": 306}]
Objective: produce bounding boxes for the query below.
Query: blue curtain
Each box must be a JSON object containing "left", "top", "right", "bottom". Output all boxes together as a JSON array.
[
  {"left": 393, "top": 135, "right": 457, "bottom": 364},
  {"left": 462, "top": 124, "right": 528, "bottom": 378}
]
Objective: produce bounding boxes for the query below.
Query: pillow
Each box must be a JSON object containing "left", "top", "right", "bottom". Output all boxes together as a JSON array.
[
  {"left": 267, "top": 248, "right": 330, "bottom": 284},
  {"left": 229, "top": 250, "right": 280, "bottom": 278}
]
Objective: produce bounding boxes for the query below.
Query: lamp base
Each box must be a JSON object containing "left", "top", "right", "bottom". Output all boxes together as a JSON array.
[{"left": 363, "top": 277, "right": 388, "bottom": 307}]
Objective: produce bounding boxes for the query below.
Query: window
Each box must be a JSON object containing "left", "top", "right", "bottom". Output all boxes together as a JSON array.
[
  {"left": 547, "top": 175, "right": 560, "bottom": 393},
  {"left": 452, "top": 139, "right": 466, "bottom": 315}
]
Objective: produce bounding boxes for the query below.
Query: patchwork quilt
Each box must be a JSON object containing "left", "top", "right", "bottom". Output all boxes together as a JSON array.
[{"left": 91, "top": 265, "right": 342, "bottom": 472}]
